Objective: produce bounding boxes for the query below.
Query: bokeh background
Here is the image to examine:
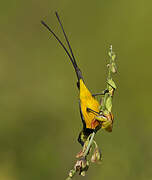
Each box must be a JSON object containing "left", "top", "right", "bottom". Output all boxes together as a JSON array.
[{"left": 0, "top": 0, "right": 152, "bottom": 180}]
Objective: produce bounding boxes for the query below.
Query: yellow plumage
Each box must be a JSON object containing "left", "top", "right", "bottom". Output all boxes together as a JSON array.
[{"left": 79, "top": 79, "right": 100, "bottom": 129}]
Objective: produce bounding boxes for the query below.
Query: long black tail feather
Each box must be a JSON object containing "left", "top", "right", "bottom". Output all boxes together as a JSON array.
[{"left": 41, "top": 12, "right": 83, "bottom": 85}]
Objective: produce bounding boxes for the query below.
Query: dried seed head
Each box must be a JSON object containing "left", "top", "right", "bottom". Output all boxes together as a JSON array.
[{"left": 91, "top": 147, "right": 102, "bottom": 163}]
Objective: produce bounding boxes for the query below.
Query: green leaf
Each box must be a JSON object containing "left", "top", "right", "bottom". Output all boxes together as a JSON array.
[
  {"left": 107, "top": 79, "right": 117, "bottom": 89},
  {"left": 112, "top": 53, "right": 116, "bottom": 61},
  {"left": 105, "top": 96, "right": 112, "bottom": 112}
]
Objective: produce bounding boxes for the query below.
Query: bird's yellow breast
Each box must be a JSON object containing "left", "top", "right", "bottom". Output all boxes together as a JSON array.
[{"left": 79, "top": 79, "right": 100, "bottom": 129}]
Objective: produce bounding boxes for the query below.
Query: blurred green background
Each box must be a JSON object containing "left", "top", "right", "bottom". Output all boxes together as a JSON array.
[{"left": 0, "top": 0, "right": 152, "bottom": 180}]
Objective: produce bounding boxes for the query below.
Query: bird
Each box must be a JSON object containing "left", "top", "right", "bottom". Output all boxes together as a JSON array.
[{"left": 41, "top": 12, "right": 112, "bottom": 146}]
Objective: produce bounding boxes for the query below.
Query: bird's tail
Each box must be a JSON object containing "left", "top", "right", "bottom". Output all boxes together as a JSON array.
[{"left": 41, "top": 12, "right": 83, "bottom": 87}]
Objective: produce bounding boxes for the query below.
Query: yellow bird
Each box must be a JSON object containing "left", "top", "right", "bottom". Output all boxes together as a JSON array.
[{"left": 41, "top": 12, "right": 110, "bottom": 146}]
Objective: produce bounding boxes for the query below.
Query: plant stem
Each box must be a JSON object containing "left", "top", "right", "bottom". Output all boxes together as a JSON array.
[
  {"left": 83, "top": 132, "right": 95, "bottom": 157},
  {"left": 65, "top": 132, "right": 95, "bottom": 180}
]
